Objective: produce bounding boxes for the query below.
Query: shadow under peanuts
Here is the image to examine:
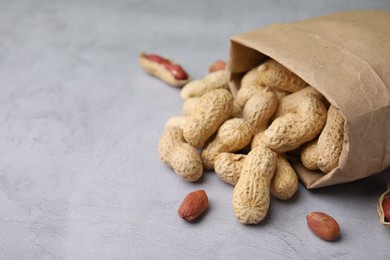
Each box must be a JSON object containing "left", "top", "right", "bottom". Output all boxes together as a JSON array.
[{"left": 305, "top": 169, "right": 389, "bottom": 200}]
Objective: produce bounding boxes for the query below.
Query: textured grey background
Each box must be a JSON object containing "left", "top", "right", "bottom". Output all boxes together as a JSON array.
[{"left": 0, "top": 0, "right": 389, "bottom": 259}]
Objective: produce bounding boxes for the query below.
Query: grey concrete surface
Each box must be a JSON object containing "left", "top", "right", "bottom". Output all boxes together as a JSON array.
[{"left": 0, "top": 0, "right": 389, "bottom": 259}]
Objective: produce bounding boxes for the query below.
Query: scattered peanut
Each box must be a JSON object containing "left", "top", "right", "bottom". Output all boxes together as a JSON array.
[
  {"left": 306, "top": 212, "right": 340, "bottom": 241},
  {"left": 180, "top": 70, "right": 228, "bottom": 100},
  {"left": 183, "top": 89, "right": 233, "bottom": 148},
  {"left": 208, "top": 60, "right": 227, "bottom": 73},
  {"left": 139, "top": 52, "right": 189, "bottom": 87},
  {"left": 257, "top": 59, "right": 307, "bottom": 92},
  {"left": 301, "top": 139, "right": 319, "bottom": 170},
  {"left": 201, "top": 118, "right": 253, "bottom": 170},
  {"left": 178, "top": 190, "right": 208, "bottom": 222},
  {"left": 317, "top": 105, "right": 345, "bottom": 173},
  {"left": 232, "top": 145, "right": 276, "bottom": 224},
  {"left": 158, "top": 126, "right": 203, "bottom": 182}
]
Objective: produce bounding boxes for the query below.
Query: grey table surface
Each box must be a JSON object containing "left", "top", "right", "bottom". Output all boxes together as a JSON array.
[{"left": 1, "top": 0, "right": 390, "bottom": 259}]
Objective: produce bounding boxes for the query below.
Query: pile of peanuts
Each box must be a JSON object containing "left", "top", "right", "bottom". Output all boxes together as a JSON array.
[{"left": 140, "top": 53, "right": 345, "bottom": 225}]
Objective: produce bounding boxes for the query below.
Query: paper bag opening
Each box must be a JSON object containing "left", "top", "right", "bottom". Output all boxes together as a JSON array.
[{"left": 228, "top": 11, "right": 390, "bottom": 189}]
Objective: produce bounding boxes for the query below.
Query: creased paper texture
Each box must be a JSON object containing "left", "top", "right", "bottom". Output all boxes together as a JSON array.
[{"left": 228, "top": 11, "right": 390, "bottom": 189}]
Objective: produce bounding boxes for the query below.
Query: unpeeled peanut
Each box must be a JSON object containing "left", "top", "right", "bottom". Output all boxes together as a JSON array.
[
  {"left": 274, "top": 86, "right": 323, "bottom": 119},
  {"left": 236, "top": 84, "right": 267, "bottom": 108},
  {"left": 242, "top": 88, "right": 278, "bottom": 133},
  {"left": 183, "top": 89, "right": 233, "bottom": 148},
  {"left": 232, "top": 145, "right": 276, "bottom": 224},
  {"left": 158, "top": 126, "right": 203, "bottom": 182},
  {"left": 317, "top": 105, "right": 345, "bottom": 173},
  {"left": 257, "top": 59, "right": 307, "bottom": 92},
  {"left": 182, "top": 97, "right": 242, "bottom": 119},
  {"left": 164, "top": 115, "right": 188, "bottom": 131},
  {"left": 215, "top": 153, "right": 246, "bottom": 186},
  {"left": 252, "top": 132, "right": 299, "bottom": 200},
  {"left": 301, "top": 139, "right": 319, "bottom": 170},
  {"left": 180, "top": 70, "right": 228, "bottom": 100},
  {"left": 201, "top": 118, "right": 253, "bottom": 170},
  {"left": 263, "top": 93, "right": 327, "bottom": 153},
  {"left": 181, "top": 97, "right": 200, "bottom": 116},
  {"left": 271, "top": 154, "right": 299, "bottom": 200}
]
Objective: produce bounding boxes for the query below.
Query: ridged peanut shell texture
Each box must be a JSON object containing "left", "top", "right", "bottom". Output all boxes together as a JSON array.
[
  {"left": 274, "top": 86, "right": 323, "bottom": 118},
  {"left": 164, "top": 115, "right": 187, "bottom": 131},
  {"left": 158, "top": 126, "right": 203, "bottom": 182},
  {"left": 301, "top": 139, "right": 319, "bottom": 170},
  {"left": 243, "top": 88, "right": 278, "bottom": 133},
  {"left": 317, "top": 105, "right": 345, "bottom": 173},
  {"left": 232, "top": 145, "right": 276, "bottom": 224},
  {"left": 183, "top": 89, "right": 233, "bottom": 148},
  {"left": 264, "top": 94, "right": 327, "bottom": 153},
  {"left": 257, "top": 59, "right": 306, "bottom": 92},
  {"left": 241, "top": 66, "right": 262, "bottom": 89},
  {"left": 271, "top": 154, "right": 298, "bottom": 200},
  {"left": 201, "top": 118, "right": 253, "bottom": 170},
  {"left": 215, "top": 153, "right": 246, "bottom": 186},
  {"left": 180, "top": 70, "right": 228, "bottom": 100}
]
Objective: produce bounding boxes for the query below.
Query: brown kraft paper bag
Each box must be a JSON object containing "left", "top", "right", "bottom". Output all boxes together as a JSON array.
[{"left": 228, "top": 11, "right": 390, "bottom": 189}]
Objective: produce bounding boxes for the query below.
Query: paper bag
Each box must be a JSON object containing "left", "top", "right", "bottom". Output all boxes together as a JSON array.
[{"left": 228, "top": 11, "right": 390, "bottom": 189}]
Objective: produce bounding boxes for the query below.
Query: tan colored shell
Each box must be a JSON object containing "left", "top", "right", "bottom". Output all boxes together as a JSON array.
[
  {"left": 181, "top": 97, "right": 200, "bottom": 116},
  {"left": 158, "top": 126, "right": 203, "bottom": 182},
  {"left": 232, "top": 145, "right": 276, "bottom": 224},
  {"left": 271, "top": 154, "right": 298, "bottom": 200},
  {"left": 139, "top": 53, "right": 189, "bottom": 87},
  {"left": 180, "top": 70, "right": 228, "bottom": 100},
  {"left": 243, "top": 88, "right": 278, "bottom": 133},
  {"left": 251, "top": 132, "right": 299, "bottom": 200},
  {"left": 231, "top": 102, "right": 243, "bottom": 118},
  {"left": 182, "top": 97, "right": 242, "bottom": 119},
  {"left": 164, "top": 115, "right": 188, "bottom": 131},
  {"left": 183, "top": 89, "right": 233, "bottom": 148},
  {"left": 215, "top": 153, "right": 246, "bottom": 185},
  {"left": 273, "top": 88, "right": 289, "bottom": 101},
  {"left": 236, "top": 84, "right": 267, "bottom": 108},
  {"left": 274, "top": 86, "right": 323, "bottom": 118},
  {"left": 250, "top": 130, "right": 266, "bottom": 149},
  {"left": 301, "top": 139, "right": 319, "bottom": 170},
  {"left": 317, "top": 105, "right": 345, "bottom": 173},
  {"left": 377, "top": 189, "right": 390, "bottom": 226},
  {"left": 201, "top": 118, "right": 254, "bottom": 170},
  {"left": 241, "top": 66, "right": 262, "bottom": 89},
  {"left": 257, "top": 59, "right": 307, "bottom": 92},
  {"left": 263, "top": 94, "right": 327, "bottom": 153}
]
